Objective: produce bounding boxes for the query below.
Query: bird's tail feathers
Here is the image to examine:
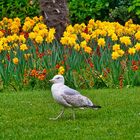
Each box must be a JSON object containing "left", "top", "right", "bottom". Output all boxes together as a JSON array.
[{"left": 89, "top": 105, "right": 101, "bottom": 109}]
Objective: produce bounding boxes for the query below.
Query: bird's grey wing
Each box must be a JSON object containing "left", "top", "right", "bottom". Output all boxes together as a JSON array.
[
  {"left": 62, "top": 92, "right": 93, "bottom": 107},
  {"left": 63, "top": 86, "right": 80, "bottom": 95}
]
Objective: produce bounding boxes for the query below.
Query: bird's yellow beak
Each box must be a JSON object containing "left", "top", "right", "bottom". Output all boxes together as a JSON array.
[{"left": 49, "top": 79, "right": 54, "bottom": 83}]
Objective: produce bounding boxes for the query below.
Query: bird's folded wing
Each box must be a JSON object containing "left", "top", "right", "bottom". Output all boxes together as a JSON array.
[
  {"left": 63, "top": 86, "right": 80, "bottom": 95},
  {"left": 61, "top": 94, "right": 90, "bottom": 107},
  {"left": 62, "top": 86, "right": 93, "bottom": 107}
]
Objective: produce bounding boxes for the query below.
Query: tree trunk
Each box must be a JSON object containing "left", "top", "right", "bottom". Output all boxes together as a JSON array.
[{"left": 39, "top": 0, "right": 69, "bottom": 40}]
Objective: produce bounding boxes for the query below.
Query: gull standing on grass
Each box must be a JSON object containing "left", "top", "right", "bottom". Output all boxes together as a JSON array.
[{"left": 49, "top": 75, "right": 101, "bottom": 120}]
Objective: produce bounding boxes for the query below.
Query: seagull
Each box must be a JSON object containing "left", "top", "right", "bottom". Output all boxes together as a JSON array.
[{"left": 49, "top": 75, "right": 101, "bottom": 120}]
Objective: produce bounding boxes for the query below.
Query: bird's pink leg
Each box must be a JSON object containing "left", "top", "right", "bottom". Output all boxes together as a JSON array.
[{"left": 49, "top": 107, "right": 65, "bottom": 120}]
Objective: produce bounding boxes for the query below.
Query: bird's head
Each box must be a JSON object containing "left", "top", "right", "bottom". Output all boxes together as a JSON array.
[{"left": 49, "top": 75, "right": 64, "bottom": 84}]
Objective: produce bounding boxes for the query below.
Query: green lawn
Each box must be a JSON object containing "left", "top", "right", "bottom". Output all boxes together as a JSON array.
[{"left": 0, "top": 88, "right": 140, "bottom": 140}]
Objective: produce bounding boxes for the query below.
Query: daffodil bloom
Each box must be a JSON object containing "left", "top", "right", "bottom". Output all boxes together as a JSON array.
[
  {"left": 38, "top": 29, "right": 48, "bottom": 37},
  {"left": 46, "top": 28, "right": 55, "bottom": 43},
  {"left": 81, "top": 33, "right": 90, "bottom": 42},
  {"left": 112, "top": 44, "right": 120, "bottom": 51},
  {"left": 60, "top": 37, "right": 69, "bottom": 45},
  {"left": 24, "top": 53, "right": 31, "bottom": 60},
  {"left": 80, "top": 23, "right": 86, "bottom": 32},
  {"left": 20, "top": 44, "right": 28, "bottom": 51},
  {"left": 66, "top": 25, "right": 74, "bottom": 33},
  {"left": 39, "top": 16, "right": 43, "bottom": 21},
  {"left": 35, "top": 35, "right": 43, "bottom": 44},
  {"left": 29, "top": 32, "right": 37, "bottom": 40},
  {"left": 84, "top": 46, "right": 92, "bottom": 54},
  {"left": 73, "top": 24, "right": 81, "bottom": 34},
  {"left": 67, "top": 37, "right": 76, "bottom": 47},
  {"left": 111, "top": 33, "right": 118, "bottom": 41},
  {"left": 0, "top": 45, "right": 4, "bottom": 53},
  {"left": 10, "top": 22, "right": 20, "bottom": 34},
  {"left": 128, "top": 47, "right": 136, "bottom": 55},
  {"left": 13, "top": 43, "right": 18, "bottom": 48},
  {"left": 19, "top": 35, "right": 26, "bottom": 43},
  {"left": 58, "top": 66, "right": 65, "bottom": 75},
  {"left": 88, "top": 19, "right": 94, "bottom": 25},
  {"left": 12, "top": 34, "right": 19, "bottom": 42},
  {"left": 13, "top": 57, "right": 19, "bottom": 65},
  {"left": 135, "top": 43, "right": 140, "bottom": 51},
  {"left": 23, "top": 20, "right": 34, "bottom": 32},
  {"left": 0, "top": 31, "right": 4, "bottom": 37},
  {"left": 100, "top": 30, "right": 107, "bottom": 37},
  {"left": 118, "top": 49, "right": 124, "bottom": 57},
  {"left": 120, "top": 36, "right": 131, "bottom": 46},
  {"left": 33, "top": 25, "right": 40, "bottom": 32},
  {"left": 6, "top": 36, "right": 13, "bottom": 43},
  {"left": 37, "top": 23, "right": 47, "bottom": 30},
  {"left": 74, "top": 44, "right": 80, "bottom": 51},
  {"left": 135, "top": 31, "right": 140, "bottom": 41},
  {"left": 33, "top": 16, "right": 39, "bottom": 22},
  {"left": 112, "top": 51, "right": 120, "bottom": 60},
  {"left": 98, "top": 38, "right": 105, "bottom": 47},
  {"left": 80, "top": 40, "right": 87, "bottom": 48}
]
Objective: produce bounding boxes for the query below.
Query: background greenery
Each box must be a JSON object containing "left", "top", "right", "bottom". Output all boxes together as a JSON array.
[
  {"left": 0, "top": 0, "right": 40, "bottom": 23},
  {"left": 0, "top": 0, "right": 140, "bottom": 24},
  {"left": 0, "top": 88, "right": 140, "bottom": 140},
  {"left": 68, "top": 0, "right": 140, "bottom": 24}
]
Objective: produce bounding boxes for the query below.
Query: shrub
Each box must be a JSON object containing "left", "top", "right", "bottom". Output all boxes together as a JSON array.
[
  {"left": 128, "top": 0, "right": 140, "bottom": 22},
  {"left": 68, "top": 0, "right": 110, "bottom": 24},
  {"left": 68, "top": 0, "right": 140, "bottom": 25},
  {"left": 0, "top": 0, "right": 40, "bottom": 23}
]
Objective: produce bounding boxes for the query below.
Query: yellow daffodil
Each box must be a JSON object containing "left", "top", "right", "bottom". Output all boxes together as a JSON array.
[
  {"left": 24, "top": 53, "right": 31, "bottom": 60},
  {"left": 46, "top": 28, "right": 55, "bottom": 43},
  {"left": 120, "top": 36, "right": 131, "bottom": 46},
  {"left": 0, "top": 31, "right": 4, "bottom": 37},
  {"left": 135, "top": 31, "right": 140, "bottom": 41},
  {"left": 112, "top": 51, "right": 120, "bottom": 60},
  {"left": 74, "top": 44, "right": 80, "bottom": 51},
  {"left": 58, "top": 66, "right": 65, "bottom": 75},
  {"left": 66, "top": 25, "right": 74, "bottom": 33},
  {"left": 98, "top": 38, "right": 105, "bottom": 47},
  {"left": 19, "top": 35, "right": 26, "bottom": 43},
  {"left": 135, "top": 43, "right": 140, "bottom": 51},
  {"left": 35, "top": 35, "right": 43, "bottom": 44},
  {"left": 128, "top": 47, "right": 136, "bottom": 55},
  {"left": 84, "top": 46, "right": 92, "bottom": 54},
  {"left": 20, "top": 44, "right": 28, "bottom": 51},
  {"left": 80, "top": 40, "right": 87, "bottom": 48},
  {"left": 0, "top": 45, "right": 4, "bottom": 53},
  {"left": 112, "top": 44, "right": 120, "bottom": 51},
  {"left": 81, "top": 33, "right": 90, "bottom": 42},
  {"left": 29, "top": 32, "right": 37, "bottom": 40},
  {"left": 111, "top": 33, "right": 118, "bottom": 41},
  {"left": 13, "top": 57, "right": 19, "bottom": 65},
  {"left": 118, "top": 49, "right": 125, "bottom": 57}
]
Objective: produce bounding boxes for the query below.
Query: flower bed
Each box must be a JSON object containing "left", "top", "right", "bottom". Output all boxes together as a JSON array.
[{"left": 0, "top": 16, "right": 140, "bottom": 90}]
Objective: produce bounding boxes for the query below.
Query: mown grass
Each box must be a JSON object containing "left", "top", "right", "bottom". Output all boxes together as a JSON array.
[{"left": 0, "top": 87, "right": 140, "bottom": 140}]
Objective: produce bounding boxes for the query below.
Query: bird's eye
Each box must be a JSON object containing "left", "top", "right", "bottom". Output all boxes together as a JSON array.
[{"left": 56, "top": 77, "right": 60, "bottom": 79}]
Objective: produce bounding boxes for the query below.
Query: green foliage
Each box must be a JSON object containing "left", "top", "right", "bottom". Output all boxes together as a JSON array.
[
  {"left": 68, "top": 0, "right": 110, "bottom": 24},
  {"left": 68, "top": 0, "right": 140, "bottom": 24},
  {"left": 0, "top": 0, "right": 40, "bottom": 23},
  {"left": 108, "top": 0, "right": 140, "bottom": 24},
  {"left": 128, "top": 0, "right": 140, "bottom": 18},
  {"left": 1, "top": 0, "right": 140, "bottom": 25}
]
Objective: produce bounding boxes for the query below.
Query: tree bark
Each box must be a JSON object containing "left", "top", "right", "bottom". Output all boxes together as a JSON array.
[{"left": 39, "top": 0, "right": 69, "bottom": 40}]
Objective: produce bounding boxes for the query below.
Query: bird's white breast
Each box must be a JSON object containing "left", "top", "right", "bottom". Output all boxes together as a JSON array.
[{"left": 51, "top": 83, "right": 64, "bottom": 102}]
